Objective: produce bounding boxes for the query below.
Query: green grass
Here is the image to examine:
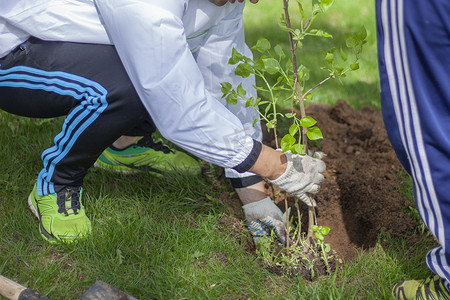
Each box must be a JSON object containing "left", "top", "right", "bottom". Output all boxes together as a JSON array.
[
  {"left": 0, "top": 115, "right": 437, "bottom": 298},
  {"left": 0, "top": 1, "right": 437, "bottom": 299}
]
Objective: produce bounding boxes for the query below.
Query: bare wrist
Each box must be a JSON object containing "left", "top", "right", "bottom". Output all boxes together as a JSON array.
[{"left": 248, "top": 145, "right": 287, "bottom": 180}]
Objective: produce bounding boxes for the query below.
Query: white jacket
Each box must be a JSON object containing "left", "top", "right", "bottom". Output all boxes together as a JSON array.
[{"left": 0, "top": 0, "right": 261, "bottom": 176}]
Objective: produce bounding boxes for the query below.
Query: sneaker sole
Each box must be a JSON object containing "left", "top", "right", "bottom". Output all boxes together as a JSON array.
[
  {"left": 28, "top": 193, "right": 59, "bottom": 244},
  {"left": 28, "top": 194, "right": 39, "bottom": 219}
]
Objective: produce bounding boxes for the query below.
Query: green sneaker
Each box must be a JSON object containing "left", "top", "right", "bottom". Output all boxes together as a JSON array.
[
  {"left": 28, "top": 184, "right": 91, "bottom": 244},
  {"left": 392, "top": 275, "right": 450, "bottom": 300},
  {"left": 94, "top": 136, "right": 201, "bottom": 175}
]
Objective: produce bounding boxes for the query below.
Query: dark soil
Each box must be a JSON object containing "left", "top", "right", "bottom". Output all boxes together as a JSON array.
[
  {"left": 215, "top": 99, "right": 419, "bottom": 278},
  {"left": 301, "top": 100, "right": 417, "bottom": 262}
]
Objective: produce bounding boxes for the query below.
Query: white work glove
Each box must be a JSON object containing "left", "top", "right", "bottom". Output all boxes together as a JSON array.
[
  {"left": 268, "top": 151, "right": 326, "bottom": 207},
  {"left": 242, "top": 197, "right": 288, "bottom": 245}
]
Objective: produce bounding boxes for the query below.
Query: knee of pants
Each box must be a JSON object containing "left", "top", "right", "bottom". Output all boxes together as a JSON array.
[{"left": 106, "top": 82, "right": 149, "bottom": 121}]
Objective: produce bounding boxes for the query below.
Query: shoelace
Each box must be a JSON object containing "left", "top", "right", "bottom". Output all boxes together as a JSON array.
[
  {"left": 57, "top": 186, "right": 81, "bottom": 216},
  {"left": 136, "top": 136, "right": 172, "bottom": 154}
]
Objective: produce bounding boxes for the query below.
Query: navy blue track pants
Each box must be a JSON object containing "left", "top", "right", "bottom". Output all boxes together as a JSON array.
[
  {"left": 376, "top": 0, "right": 450, "bottom": 286},
  {"left": 0, "top": 38, "right": 155, "bottom": 196}
]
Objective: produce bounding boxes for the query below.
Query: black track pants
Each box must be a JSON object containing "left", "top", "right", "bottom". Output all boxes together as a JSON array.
[{"left": 0, "top": 38, "right": 155, "bottom": 196}]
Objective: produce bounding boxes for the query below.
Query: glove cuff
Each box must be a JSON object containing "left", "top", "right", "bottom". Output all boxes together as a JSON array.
[
  {"left": 242, "top": 197, "right": 283, "bottom": 223},
  {"left": 268, "top": 151, "right": 295, "bottom": 187},
  {"left": 242, "top": 196, "right": 273, "bottom": 214}
]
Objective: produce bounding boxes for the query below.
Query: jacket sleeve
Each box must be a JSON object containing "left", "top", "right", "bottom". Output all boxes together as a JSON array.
[
  {"left": 94, "top": 0, "right": 259, "bottom": 170},
  {"left": 194, "top": 4, "right": 263, "bottom": 182}
]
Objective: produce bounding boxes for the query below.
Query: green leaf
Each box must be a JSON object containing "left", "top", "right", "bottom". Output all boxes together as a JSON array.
[
  {"left": 285, "top": 59, "right": 293, "bottom": 72},
  {"left": 345, "top": 27, "right": 367, "bottom": 51},
  {"left": 345, "top": 33, "right": 357, "bottom": 49},
  {"left": 340, "top": 48, "right": 348, "bottom": 61},
  {"left": 335, "top": 66, "right": 344, "bottom": 74},
  {"left": 254, "top": 58, "right": 265, "bottom": 71},
  {"left": 304, "top": 93, "right": 313, "bottom": 100},
  {"left": 307, "top": 126, "right": 323, "bottom": 140},
  {"left": 281, "top": 134, "right": 296, "bottom": 152},
  {"left": 350, "top": 63, "right": 360, "bottom": 70},
  {"left": 311, "top": 29, "right": 332, "bottom": 38},
  {"left": 324, "top": 244, "right": 331, "bottom": 253},
  {"left": 300, "top": 116, "right": 317, "bottom": 128},
  {"left": 262, "top": 58, "right": 281, "bottom": 75},
  {"left": 228, "top": 48, "right": 244, "bottom": 64},
  {"left": 237, "top": 83, "right": 247, "bottom": 96},
  {"left": 311, "top": 225, "right": 318, "bottom": 231},
  {"left": 294, "top": 144, "right": 305, "bottom": 155},
  {"left": 235, "top": 63, "right": 253, "bottom": 78},
  {"left": 276, "top": 76, "right": 284, "bottom": 85},
  {"left": 245, "top": 97, "right": 254, "bottom": 108},
  {"left": 286, "top": 74, "right": 295, "bottom": 86},
  {"left": 226, "top": 92, "right": 238, "bottom": 105},
  {"left": 296, "top": 0, "right": 305, "bottom": 18},
  {"left": 285, "top": 113, "right": 295, "bottom": 118},
  {"left": 357, "top": 26, "right": 368, "bottom": 41},
  {"left": 251, "top": 38, "right": 271, "bottom": 53},
  {"left": 253, "top": 117, "right": 260, "bottom": 127},
  {"left": 312, "top": 3, "right": 321, "bottom": 16},
  {"left": 220, "top": 82, "right": 232, "bottom": 97},
  {"left": 298, "top": 65, "right": 310, "bottom": 82},
  {"left": 319, "top": 0, "right": 335, "bottom": 11},
  {"left": 278, "top": 16, "right": 290, "bottom": 33},
  {"left": 325, "top": 52, "right": 334, "bottom": 65},
  {"left": 321, "top": 226, "right": 331, "bottom": 235},
  {"left": 274, "top": 44, "right": 285, "bottom": 59},
  {"left": 289, "top": 123, "right": 299, "bottom": 136}
]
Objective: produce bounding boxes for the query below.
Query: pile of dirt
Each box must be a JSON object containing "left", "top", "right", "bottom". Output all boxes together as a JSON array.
[
  {"left": 216, "top": 100, "right": 418, "bottom": 267},
  {"left": 302, "top": 100, "right": 417, "bottom": 262},
  {"left": 265, "top": 100, "right": 418, "bottom": 261}
]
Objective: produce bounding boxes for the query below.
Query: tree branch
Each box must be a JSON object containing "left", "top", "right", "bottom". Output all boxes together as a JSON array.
[
  {"left": 301, "top": 75, "right": 334, "bottom": 102},
  {"left": 282, "top": 0, "right": 308, "bottom": 151}
]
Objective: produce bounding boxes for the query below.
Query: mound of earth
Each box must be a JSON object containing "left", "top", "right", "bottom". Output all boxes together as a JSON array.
[
  {"left": 215, "top": 99, "right": 419, "bottom": 265},
  {"left": 299, "top": 99, "right": 417, "bottom": 262}
]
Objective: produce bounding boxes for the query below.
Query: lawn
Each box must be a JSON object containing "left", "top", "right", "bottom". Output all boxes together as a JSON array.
[{"left": 0, "top": 1, "right": 435, "bottom": 299}]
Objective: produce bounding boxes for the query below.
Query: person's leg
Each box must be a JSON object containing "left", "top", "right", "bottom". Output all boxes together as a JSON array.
[
  {"left": 0, "top": 37, "right": 149, "bottom": 194},
  {"left": 376, "top": 0, "right": 450, "bottom": 298},
  {"left": 0, "top": 38, "right": 149, "bottom": 242}
]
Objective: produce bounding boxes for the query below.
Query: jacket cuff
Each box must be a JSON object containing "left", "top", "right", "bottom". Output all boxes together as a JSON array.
[
  {"left": 229, "top": 175, "right": 263, "bottom": 188},
  {"left": 232, "top": 139, "right": 262, "bottom": 173}
]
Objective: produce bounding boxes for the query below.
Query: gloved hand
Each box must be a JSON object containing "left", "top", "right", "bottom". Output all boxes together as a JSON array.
[
  {"left": 242, "top": 197, "right": 288, "bottom": 245},
  {"left": 268, "top": 151, "right": 326, "bottom": 207}
]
